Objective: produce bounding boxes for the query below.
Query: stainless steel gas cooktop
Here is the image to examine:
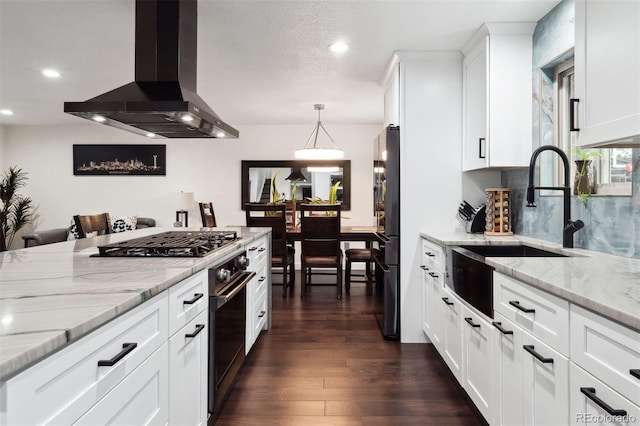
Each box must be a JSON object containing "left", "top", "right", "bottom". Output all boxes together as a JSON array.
[{"left": 93, "top": 230, "right": 240, "bottom": 257}]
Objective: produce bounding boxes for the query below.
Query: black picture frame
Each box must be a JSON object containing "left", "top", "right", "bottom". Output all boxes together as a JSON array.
[
  {"left": 73, "top": 144, "right": 166, "bottom": 176},
  {"left": 241, "top": 160, "right": 351, "bottom": 210}
]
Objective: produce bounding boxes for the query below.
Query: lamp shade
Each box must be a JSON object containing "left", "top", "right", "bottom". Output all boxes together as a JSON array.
[
  {"left": 295, "top": 104, "right": 343, "bottom": 160},
  {"left": 176, "top": 191, "right": 195, "bottom": 211}
]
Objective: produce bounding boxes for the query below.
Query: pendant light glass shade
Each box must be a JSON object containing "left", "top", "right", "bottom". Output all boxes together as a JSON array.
[{"left": 294, "top": 104, "right": 344, "bottom": 160}]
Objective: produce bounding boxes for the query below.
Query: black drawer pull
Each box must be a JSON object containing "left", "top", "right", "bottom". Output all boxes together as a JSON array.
[
  {"left": 570, "top": 98, "right": 580, "bottom": 132},
  {"left": 183, "top": 293, "right": 203, "bottom": 305},
  {"left": 258, "top": 311, "right": 266, "bottom": 318},
  {"left": 428, "top": 272, "right": 439, "bottom": 278},
  {"left": 98, "top": 342, "right": 137, "bottom": 367},
  {"left": 580, "top": 387, "right": 627, "bottom": 416},
  {"left": 630, "top": 369, "right": 640, "bottom": 380},
  {"left": 185, "top": 324, "right": 205, "bottom": 338},
  {"left": 441, "top": 297, "right": 454, "bottom": 306},
  {"left": 248, "top": 246, "right": 257, "bottom": 251},
  {"left": 492, "top": 321, "right": 513, "bottom": 335},
  {"left": 465, "top": 317, "right": 481, "bottom": 328},
  {"left": 420, "top": 265, "right": 429, "bottom": 270},
  {"left": 259, "top": 276, "right": 266, "bottom": 282},
  {"left": 523, "top": 345, "right": 553, "bottom": 363},
  {"left": 509, "top": 300, "right": 535, "bottom": 313},
  {"left": 258, "top": 247, "right": 266, "bottom": 252},
  {"left": 426, "top": 252, "right": 435, "bottom": 257}
]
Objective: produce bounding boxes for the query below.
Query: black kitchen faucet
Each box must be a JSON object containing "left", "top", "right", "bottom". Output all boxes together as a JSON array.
[{"left": 526, "top": 145, "right": 584, "bottom": 248}]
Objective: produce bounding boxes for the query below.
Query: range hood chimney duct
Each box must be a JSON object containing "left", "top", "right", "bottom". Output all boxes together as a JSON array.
[{"left": 64, "top": 0, "right": 238, "bottom": 139}]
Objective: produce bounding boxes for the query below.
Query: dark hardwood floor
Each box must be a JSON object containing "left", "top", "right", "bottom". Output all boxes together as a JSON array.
[{"left": 216, "top": 272, "right": 483, "bottom": 425}]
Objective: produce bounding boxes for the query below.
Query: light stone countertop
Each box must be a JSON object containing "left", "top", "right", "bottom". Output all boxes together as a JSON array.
[
  {"left": 420, "top": 231, "right": 640, "bottom": 332},
  {"left": 0, "top": 227, "right": 271, "bottom": 381}
]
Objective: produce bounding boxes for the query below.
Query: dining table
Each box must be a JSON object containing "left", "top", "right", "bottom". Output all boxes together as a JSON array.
[{"left": 285, "top": 225, "right": 379, "bottom": 246}]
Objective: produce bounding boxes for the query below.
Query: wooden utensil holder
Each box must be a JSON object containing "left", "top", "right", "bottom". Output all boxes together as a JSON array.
[{"left": 484, "top": 188, "right": 513, "bottom": 236}]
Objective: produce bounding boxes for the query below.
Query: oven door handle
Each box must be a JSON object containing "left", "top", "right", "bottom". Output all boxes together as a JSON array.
[{"left": 214, "top": 271, "right": 256, "bottom": 309}]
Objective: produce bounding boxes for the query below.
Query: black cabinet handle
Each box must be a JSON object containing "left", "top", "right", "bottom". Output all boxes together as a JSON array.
[
  {"left": 258, "top": 311, "right": 266, "bottom": 318},
  {"left": 630, "top": 369, "right": 640, "bottom": 380},
  {"left": 509, "top": 300, "right": 535, "bottom": 314},
  {"left": 570, "top": 98, "right": 580, "bottom": 131},
  {"left": 183, "top": 293, "right": 203, "bottom": 305},
  {"left": 426, "top": 252, "right": 435, "bottom": 257},
  {"left": 523, "top": 345, "right": 553, "bottom": 364},
  {"left": 420, "top": 265, "right": 429, "bottom": 270},
  {"left": 465, "top": 317, "right": 481, "bottom": 328},
  {"left": 259, "top": 276, "right": 266, "bottom": 282},
  {"left": 258, "top": 247, "right": 266, "bottom": 252},
  {"left": 428, "top": 272, "right": 439, "bottom": 278},
  {"left": 478, "top": 138, "right": 486, "bottom": 159},
  {"left": 248, "top": 246, "right": 257, "bottom": 251},
  {"left": 492, "top": 321, "right": 514, "bottom": 335},
  {"left": 580, "top": 387, "right": 627, "bottom": 416},
  {"left": 98, "top": 342, "right": 137, "bottom": 367},
  {"left": 442, "top": 297, "right": 454, "bottom": 306},
  {"left": 185, "top": 324, "right": 205, "bottom": 338}
]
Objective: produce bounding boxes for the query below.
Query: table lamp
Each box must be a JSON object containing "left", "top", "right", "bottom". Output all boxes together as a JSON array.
[{"left": 175, "top": 191, "right": 195, "bottom": 227}]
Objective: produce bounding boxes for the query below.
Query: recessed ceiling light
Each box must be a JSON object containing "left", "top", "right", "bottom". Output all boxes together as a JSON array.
[
  {"left": 93, "top": 115, "right": 106, "bottom": 122},
  {"left": 216, "top": 132, "right": 225, "bottom": 138},
  {"left": 41, "top": 69, "right": 61, "bottom": 78},
  {"left": 328, "top": 41, "right": 349, "bottom": 53},
  {"left": 146, "top": 132, "right": 156, "bottom": 138},
  {"left": 181, "top": 114, "right": 193, "bottom": 122},
  {"left": 0, "top": 109, "right": 14, "bottom": 116}
]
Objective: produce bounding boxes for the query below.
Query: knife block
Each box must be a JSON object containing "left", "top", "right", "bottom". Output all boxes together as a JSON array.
[{"left": 484, "top": 188, "right": 513, "bottom": 236}]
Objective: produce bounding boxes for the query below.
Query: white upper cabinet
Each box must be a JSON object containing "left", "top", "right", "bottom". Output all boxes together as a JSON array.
[
  {"left": 462, "top": 23, "right": 535, "bottom": 171},
  {"left": 574, "top": 0, "right": 640, "bottom": 147}
]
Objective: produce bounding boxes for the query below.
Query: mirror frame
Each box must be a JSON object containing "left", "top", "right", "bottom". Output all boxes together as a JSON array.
[{"left": 241, "top": 160, "right": 351, "bottom": 210}]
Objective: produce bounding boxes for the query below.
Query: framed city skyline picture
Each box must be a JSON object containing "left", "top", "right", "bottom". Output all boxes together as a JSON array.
[{"left": 73, "top": 144, "right": 166, "bottom": 176}]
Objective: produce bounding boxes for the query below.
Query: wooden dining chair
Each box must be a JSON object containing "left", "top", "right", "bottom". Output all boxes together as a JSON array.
[
  {"left": 73, "top": 213, "right": 111, "bottom": 238},
  {"left": 199, "top": 202, "right": 217, "bottom": 227},
  {"left": 245, "top": 203, "right": 295, "bottom": 298},
  {"left": 299, "top": 203, "right": 343, "bottom": 299}
]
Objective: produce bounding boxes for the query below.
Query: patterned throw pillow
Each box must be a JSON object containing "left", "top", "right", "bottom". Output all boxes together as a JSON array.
[
  {"left": 111, "top": 215, "right": 138, "bottom": 233},
  {"left": 67, "top": 221, "right": 80, "bottom": 240}
]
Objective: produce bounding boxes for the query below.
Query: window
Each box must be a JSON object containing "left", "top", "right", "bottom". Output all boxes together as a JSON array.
[{"left": 553, "top": 59, "right": 632, "bottom": 196}]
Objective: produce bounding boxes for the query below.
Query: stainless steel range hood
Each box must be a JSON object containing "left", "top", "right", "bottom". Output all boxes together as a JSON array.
[{"left": 64, "top": 0, "right": 238, "bottom": 139}]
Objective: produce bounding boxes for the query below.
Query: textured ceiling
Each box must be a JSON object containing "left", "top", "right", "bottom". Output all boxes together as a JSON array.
[{"left": 0, "top": 0, "right": 559, "bottom": 128}]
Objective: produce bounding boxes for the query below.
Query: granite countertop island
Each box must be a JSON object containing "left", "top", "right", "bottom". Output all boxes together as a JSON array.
[
  {"left": 421, "top": 231, "right": 640, "bottom": 332},
  {"left": 0, "top": 227, "right": 270, "bottom": 381}
]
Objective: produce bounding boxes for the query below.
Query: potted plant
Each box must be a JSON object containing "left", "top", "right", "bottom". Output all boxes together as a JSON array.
[
  {"left": 0, "top": 166, "right": 34, "bottom": 251},
  {"left": 574, "top": 148, "right": 602, "bottom": 204}
]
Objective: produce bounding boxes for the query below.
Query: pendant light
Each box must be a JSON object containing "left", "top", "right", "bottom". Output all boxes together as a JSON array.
[{"left": 294, "top": 104, "right": 344, "bottom": 160}]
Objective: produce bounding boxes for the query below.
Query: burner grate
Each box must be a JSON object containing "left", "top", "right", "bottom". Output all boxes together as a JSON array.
[{"left": 94, "top": 230, "right": 239, "bottom": 257}]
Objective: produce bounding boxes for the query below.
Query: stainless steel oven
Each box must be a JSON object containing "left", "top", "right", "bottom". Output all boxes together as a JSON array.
[{"left": 208, "top": 250, "right": 255, "bottom": 422}]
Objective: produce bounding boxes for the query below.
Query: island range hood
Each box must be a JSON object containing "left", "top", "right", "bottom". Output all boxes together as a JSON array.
[{"left": 64, "top": 0, "right": 238, "bottom": 139}]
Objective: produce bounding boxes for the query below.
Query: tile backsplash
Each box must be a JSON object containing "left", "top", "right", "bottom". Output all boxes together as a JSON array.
[{"left": 502, "top": 151, "right": 639, "bottom": 259}]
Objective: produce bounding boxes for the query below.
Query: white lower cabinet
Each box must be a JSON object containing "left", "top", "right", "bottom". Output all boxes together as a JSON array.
[
  {"left": 522, "top": 330, "right": 569, "bottom": 426},
  {"left": 570, "top": 362, "right": 640, "bottom": 426},
  {"left": 74, "top": 342, "right": 169, "bottom": 425},
  {"left": 492, "top": 313, "right": 523, "bottom": 426},
  {"left": 442, "top": 286, "right": 464, "bottom": 384},
  {"left": 246, "top": 235, "right": 270, "bottom": 354},
  {"left": 421, "top": 264, "right": 444, "bottom": 351},
  {"left": 462, "top": 305, "right": 494, "bottom": 424},
  {"left": 169, "top": 309, "right": 209, "bottom": 426}
]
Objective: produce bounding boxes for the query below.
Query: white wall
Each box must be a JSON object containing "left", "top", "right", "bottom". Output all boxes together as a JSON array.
[{"left": 3, "top": 123, "right": 380, "bottom": 240}]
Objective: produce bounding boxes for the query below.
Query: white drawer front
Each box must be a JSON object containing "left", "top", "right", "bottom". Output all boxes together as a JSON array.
[
  {"left": 570, "top": 304, "right": 640, "bottom": 402},
  {"left": 254, "top": 262, "right": 269, "bottom": 298},
  {"left": 494, "top": 272, "right": 569, "bottom": 356},
  {"left": 570, "top": 362, "right": 640, "bottom": 426},
  {"left": 253, "top": 292, "right": 268, "bottom": 340},
  {"left": 421, "top": 238, "right": 445, "bottom": 271},
  {"left": 168, "top": 270, "right": 208, "bottom": 336},
  {"left": 74, "top": 342, "right": 169, "bottom": 426},
  {"left": 4, "top": 293, "right": 168, "bottom": 425},
  {"left": 247, "top": 236, "right": 268, "bottom": 269}
]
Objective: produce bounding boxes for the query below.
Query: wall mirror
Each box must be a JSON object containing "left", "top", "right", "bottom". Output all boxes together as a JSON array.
[{"left": 241, "top": 160, "right": 351, "bottom": 210}]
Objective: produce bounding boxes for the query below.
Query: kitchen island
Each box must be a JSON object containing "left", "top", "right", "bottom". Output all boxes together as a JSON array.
[{"left": 0, "top": 226, "right": 272, "bottom": 425}]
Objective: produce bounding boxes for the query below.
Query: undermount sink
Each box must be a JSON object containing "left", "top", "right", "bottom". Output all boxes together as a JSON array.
[{"left": 459, "top": 245, "right": 568, "bottom": 258}]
